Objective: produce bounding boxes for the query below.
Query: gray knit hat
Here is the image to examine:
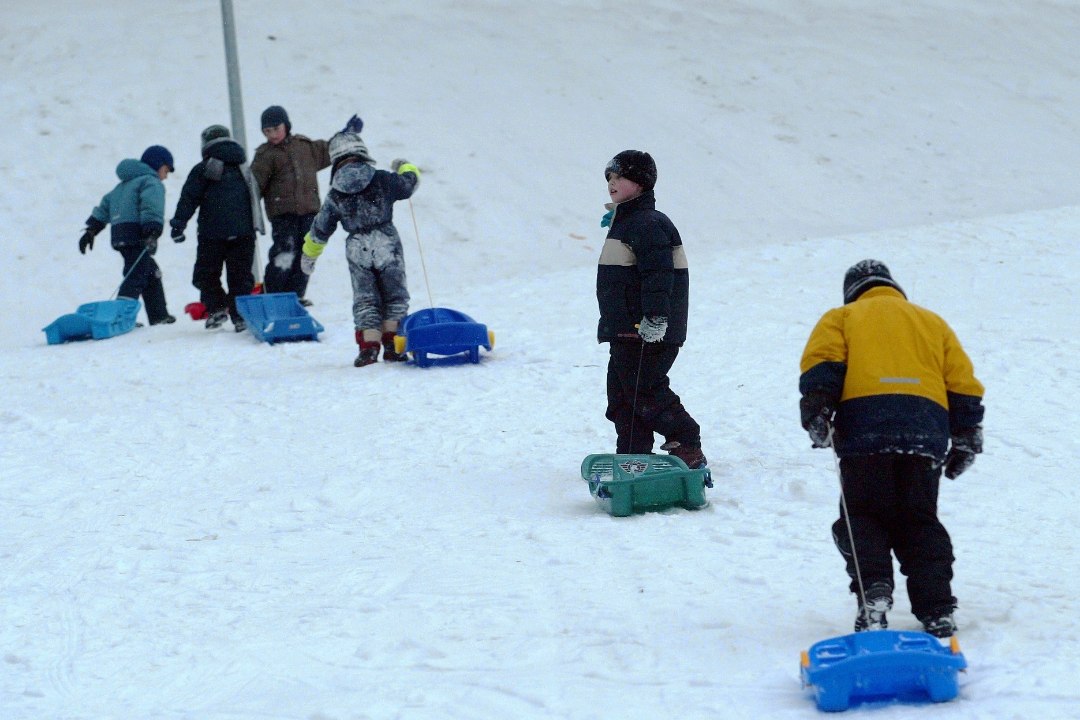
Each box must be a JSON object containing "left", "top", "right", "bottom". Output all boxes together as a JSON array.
[
  {"left": 843, "top": 259, "right": 906, "bottom": 304},
  {"left": 200, "top": 124, "right": 231, "bottom": 149}
]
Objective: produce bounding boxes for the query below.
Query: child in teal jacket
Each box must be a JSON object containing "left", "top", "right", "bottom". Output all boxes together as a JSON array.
[{"left": 79, "top": 146, "right": 176, "bottom": 325}]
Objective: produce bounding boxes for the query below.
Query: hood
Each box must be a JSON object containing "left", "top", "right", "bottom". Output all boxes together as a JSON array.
[
  {"left": 116, "top": 158, "right": 157, "bottom": 182},
  {"left": 202, "top": 138, "right": 247, "bottom": 165},
  {"left": 330, "top": 162, "right": 376, "bottom": 193}
]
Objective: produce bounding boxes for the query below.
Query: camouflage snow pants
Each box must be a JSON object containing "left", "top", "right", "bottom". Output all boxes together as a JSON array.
[{"left": 345, "top": 227, "right": 410, "bottom": 331}]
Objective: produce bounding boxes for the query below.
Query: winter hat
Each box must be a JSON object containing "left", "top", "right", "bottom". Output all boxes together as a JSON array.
[
  {"left": 200, "top": 124, "right": 231, "bottom": 149},
  {"left": 260, "top": 105, "right": 291, "bottom": 133},
  {"left": 843, "top": 259, "right": 906, "bottom": 304},
  {"left": 329, "top": 131, "right": 374, "bottom": 166},
  {"left": 605, "top": 150, "right": 657, "bottom": 191},
  {"left": 140, "top": 145, "right": 175, "bottom": 172}
]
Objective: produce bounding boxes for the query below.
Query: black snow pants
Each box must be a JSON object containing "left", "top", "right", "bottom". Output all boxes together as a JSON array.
[
  {"left": 833, "top": 453, "right": 957, "bottom": 620},
  {"left": 263, "top": 213, "right": 314, "bottom": 298},
  {"left": 605, "top": 339, "right": 701, "bottom": 454},
  {"left": 117, "top": 245, "right": 169, "bottom": 324},
  {"left": 193, "top": 235, "right": 255, "bottom": 321}
]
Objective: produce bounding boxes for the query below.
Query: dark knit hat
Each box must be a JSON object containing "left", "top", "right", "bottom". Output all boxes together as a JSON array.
[
  {"left": 605, "top": 150, "right": 657, "bottom": 191},
  {"left": 260, "top": 105, "right": 291, "bottom": 133},
  {"left": 140, "top": 145, "right": 174, "bottom": 172},
  {"left": 843, "top": 259, "right": 906, "bottom": 304},
  {"left": 200, "top": 124, "right": 231, "bottom": 149}
]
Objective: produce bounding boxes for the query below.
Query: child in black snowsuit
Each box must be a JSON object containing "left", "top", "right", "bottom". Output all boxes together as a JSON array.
[
  {"left": 596, "top": 150, "right": 706, "bottom": 468},
  {"left": 299, "top": 128, "right": 420, "bottom": 367},
  {"left": 169, "top": 125, "right": 265, "bottom": 332}
]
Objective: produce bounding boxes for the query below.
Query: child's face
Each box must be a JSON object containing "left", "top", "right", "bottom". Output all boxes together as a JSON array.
[
  {"left": 262, "top": 123, "right": 287, "bottom": 145},
  {"left": 607, "top": 173, "right": 643, "bottom": 204}
]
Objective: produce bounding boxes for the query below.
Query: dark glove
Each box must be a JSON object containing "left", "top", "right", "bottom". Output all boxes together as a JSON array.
[
  {"left": 342, "top": 114, "right": 364, "bottom": 134},
  {"left": 944, "top": 426, "right": 983, "bottom": 479},
  {"left": 170, "top": 222, "right": 186, "bottom": 243},
  {"left": 637, "top": 315, "right": 668, "bottom": 343},
  {"left": 78, "top": 229, "right": 95, "bottom": 254},
  {"left": 141, "top": 224, "right": 161, "bottom": 255},
  {"left": 800, "top": 392, "right": 835, "bottom": 449}
]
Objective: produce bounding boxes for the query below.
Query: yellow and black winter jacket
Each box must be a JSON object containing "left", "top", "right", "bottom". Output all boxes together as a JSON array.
[{"left": 799, "top": 286, "right": 984, "bottom": 459}]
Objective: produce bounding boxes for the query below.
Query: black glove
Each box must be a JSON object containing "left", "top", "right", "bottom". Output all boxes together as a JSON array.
[
  {"left": 944, "top": 426, "right": 983, "bottom": 479},
  {"left": 78, "top": 229, "right": 95, "bottom": 254},
  {"left": 170, "top": 222, "right": 186, "bottom": 243},
  {"left": 342, "top": 114, "right": 364, "bottom": 134},
  {"left": 800, "top": 392, "right": 835, "bottom": 449}
]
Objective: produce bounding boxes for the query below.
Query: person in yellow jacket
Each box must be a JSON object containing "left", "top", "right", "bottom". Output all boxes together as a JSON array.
[{"left": 799, "top": 259, "right": 984, "bottom": 639}]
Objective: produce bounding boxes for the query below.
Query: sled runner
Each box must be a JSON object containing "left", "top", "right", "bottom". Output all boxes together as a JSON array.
[
  {"left": 392, "top": 307, "right": 494, "bottom": 367},
  {"left": 43, "top": 298, "right": 141, "bottom": 345},
  {"left": 580, "top": 453, "right": 711, "bottom": 516},
  {"left": 800, "top": 630, "right": 966, "bottom": 712},
  {"left": 235, "top": 292, "right": 323, "bottom": 344}
]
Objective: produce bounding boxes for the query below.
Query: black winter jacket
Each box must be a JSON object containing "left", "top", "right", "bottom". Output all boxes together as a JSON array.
[
  {"left": 171, "top": 139, "right": 260, "bottom": 240},
  {"left": 596, "top": 191, "right": 689, "bottom": 344}
]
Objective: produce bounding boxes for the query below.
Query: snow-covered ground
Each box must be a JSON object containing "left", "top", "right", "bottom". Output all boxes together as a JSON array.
[{"left": 3, "top": 2, "right": 1080, "bottom": 718}]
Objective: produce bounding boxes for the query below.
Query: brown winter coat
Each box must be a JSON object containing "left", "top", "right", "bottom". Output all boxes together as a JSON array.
[{"left": 250, "top": 134, "right": 331, "bottom": 219}]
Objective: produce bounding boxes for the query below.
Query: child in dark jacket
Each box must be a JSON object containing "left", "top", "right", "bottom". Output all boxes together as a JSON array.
[
  {"left": 170, "top": 125, "right": 265, "bottom": 331},
  {"left": 299, "top": 129, "right": 420, "bottom": 367},
  {"left": 596, "top": 150, "right": 706, "bottom": 468},
  {"left": 78, "top": 145, "right": 176, "bottom": 325}
]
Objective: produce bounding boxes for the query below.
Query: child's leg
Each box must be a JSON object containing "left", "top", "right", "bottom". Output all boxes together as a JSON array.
[
  {"left": 192, "top": 238, "right": 228, "bottom": 313},
  {"left": 345, "top": 234, "right": 383, "bottom": 335},
  {"left": 372, "top": 231, "right": 410, "bottom": 327},
  {"left": 223, "top": 236, "right": 256, "bottom": 320},
  {"left": 890, "top": 455, "right": 956, "bottom": 620},
  {"left": 118, "top": 246, "right": 170, "bottom": 323},
  {"left": 605, "top": 341, "right": 655, "bottom": 453}
]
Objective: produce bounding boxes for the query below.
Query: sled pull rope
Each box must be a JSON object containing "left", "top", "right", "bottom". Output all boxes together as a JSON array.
[
  {"left": 832, "top": 430, "right": 871, "bottom": 628},
  {"left": 110, "top": 245, "right": 150, "bottom": 300},
  {"left": 627, "top": 340, "right": 646, "bottom": 453},
  {"left": 407, "top": 198, "right": 435, "bottom": 310}
]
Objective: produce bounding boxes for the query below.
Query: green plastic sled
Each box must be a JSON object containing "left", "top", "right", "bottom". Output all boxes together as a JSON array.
[{"left": 580, "top": 453, "right": 711, "bottom": 517}]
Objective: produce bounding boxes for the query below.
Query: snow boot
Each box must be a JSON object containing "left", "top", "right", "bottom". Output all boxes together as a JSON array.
[
  {"left": 233, "top": 317, "right": 247, "bottom": 333},
  {"left": 205, "top": 309, "right": 229, "bottom": 329},
  {"left": 920, "top": 608, "right": 958, "bottom": 638},
  {"left": 299, "top": 297, "right": 314, "bottom": 307},
  {"left": 381, "top": 331, "right": 407, "bottom": 362},
  {"left": 854, "top": 582, "right": 893, "bottom": 632},
  {"left": 660, "top": 440, "right": 707, "bottom": 469},
  {"left": 354, "top": 340, "right": 380, "bottom": 367},
  {"left": 149, "top": 314, "right": 176, "bottom": 326}
]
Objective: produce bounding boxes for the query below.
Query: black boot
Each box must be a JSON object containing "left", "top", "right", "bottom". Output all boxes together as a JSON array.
[{"left": 854, "top": 582, "right": 893, "bottom": 632}]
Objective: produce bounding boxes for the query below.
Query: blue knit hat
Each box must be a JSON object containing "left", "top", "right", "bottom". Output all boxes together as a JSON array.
[{"left": 140, "top": 145, "right": 174, "bottom": 172}]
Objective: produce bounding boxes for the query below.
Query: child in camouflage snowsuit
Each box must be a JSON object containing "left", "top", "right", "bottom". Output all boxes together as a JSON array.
[{"left": 299, "top": 128, "right": 420, "bottom": 367}]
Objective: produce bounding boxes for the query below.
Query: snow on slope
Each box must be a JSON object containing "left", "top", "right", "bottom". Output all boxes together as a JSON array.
[{"left": 3, "top": 2, "right": 1080, "bottom": 718}]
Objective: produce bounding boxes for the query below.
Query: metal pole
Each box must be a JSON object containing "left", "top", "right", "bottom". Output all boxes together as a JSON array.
[
  {"left": 220, "top": 0, "right": 247, "bottom": 152},
  {"left": 220, "top": 0, "right": 263, "bottom": 285}
]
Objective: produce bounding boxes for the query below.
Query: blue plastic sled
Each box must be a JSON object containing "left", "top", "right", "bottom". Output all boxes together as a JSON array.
[
  {"left": 393, "top": 307, "right": 493, "bottom": 367},
  {"left": 235, "top": 292, "right": 324, "bottom": 344},
  {"left": 801, "top": 630, "right": 967, "bottom": 712},
  {"left": 43, "top": 298, "right": 141, "bottom": 345}
]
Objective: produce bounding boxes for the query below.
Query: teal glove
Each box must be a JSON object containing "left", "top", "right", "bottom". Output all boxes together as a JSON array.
[{"left": 600, "top": 209, "right": 613, "bottom": 228}]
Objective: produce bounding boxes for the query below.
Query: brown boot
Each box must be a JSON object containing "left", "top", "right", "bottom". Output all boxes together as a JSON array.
[
  {"left": 381, "top": 331, "right": 407, "bottom": 362},
  {"left": 660, "top": 440, "right": 707, "bottom": 469}
]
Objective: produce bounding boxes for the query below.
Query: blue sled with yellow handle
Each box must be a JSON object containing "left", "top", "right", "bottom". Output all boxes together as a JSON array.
[
  {"left": 392, "top": 307, "right": 494, "bottom": 368},
  {"left": 801, "top": 630, "right": 967, "bottom": 712}
]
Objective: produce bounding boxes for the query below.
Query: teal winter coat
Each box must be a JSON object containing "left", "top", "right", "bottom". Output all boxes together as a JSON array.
[{"left": 88, "top": 159, "right": 166, "bottom": 248}]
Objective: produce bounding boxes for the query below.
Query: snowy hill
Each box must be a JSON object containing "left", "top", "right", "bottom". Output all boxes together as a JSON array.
[{"left": 3, "top": 2, "right": 1080, "bottom": 718}]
